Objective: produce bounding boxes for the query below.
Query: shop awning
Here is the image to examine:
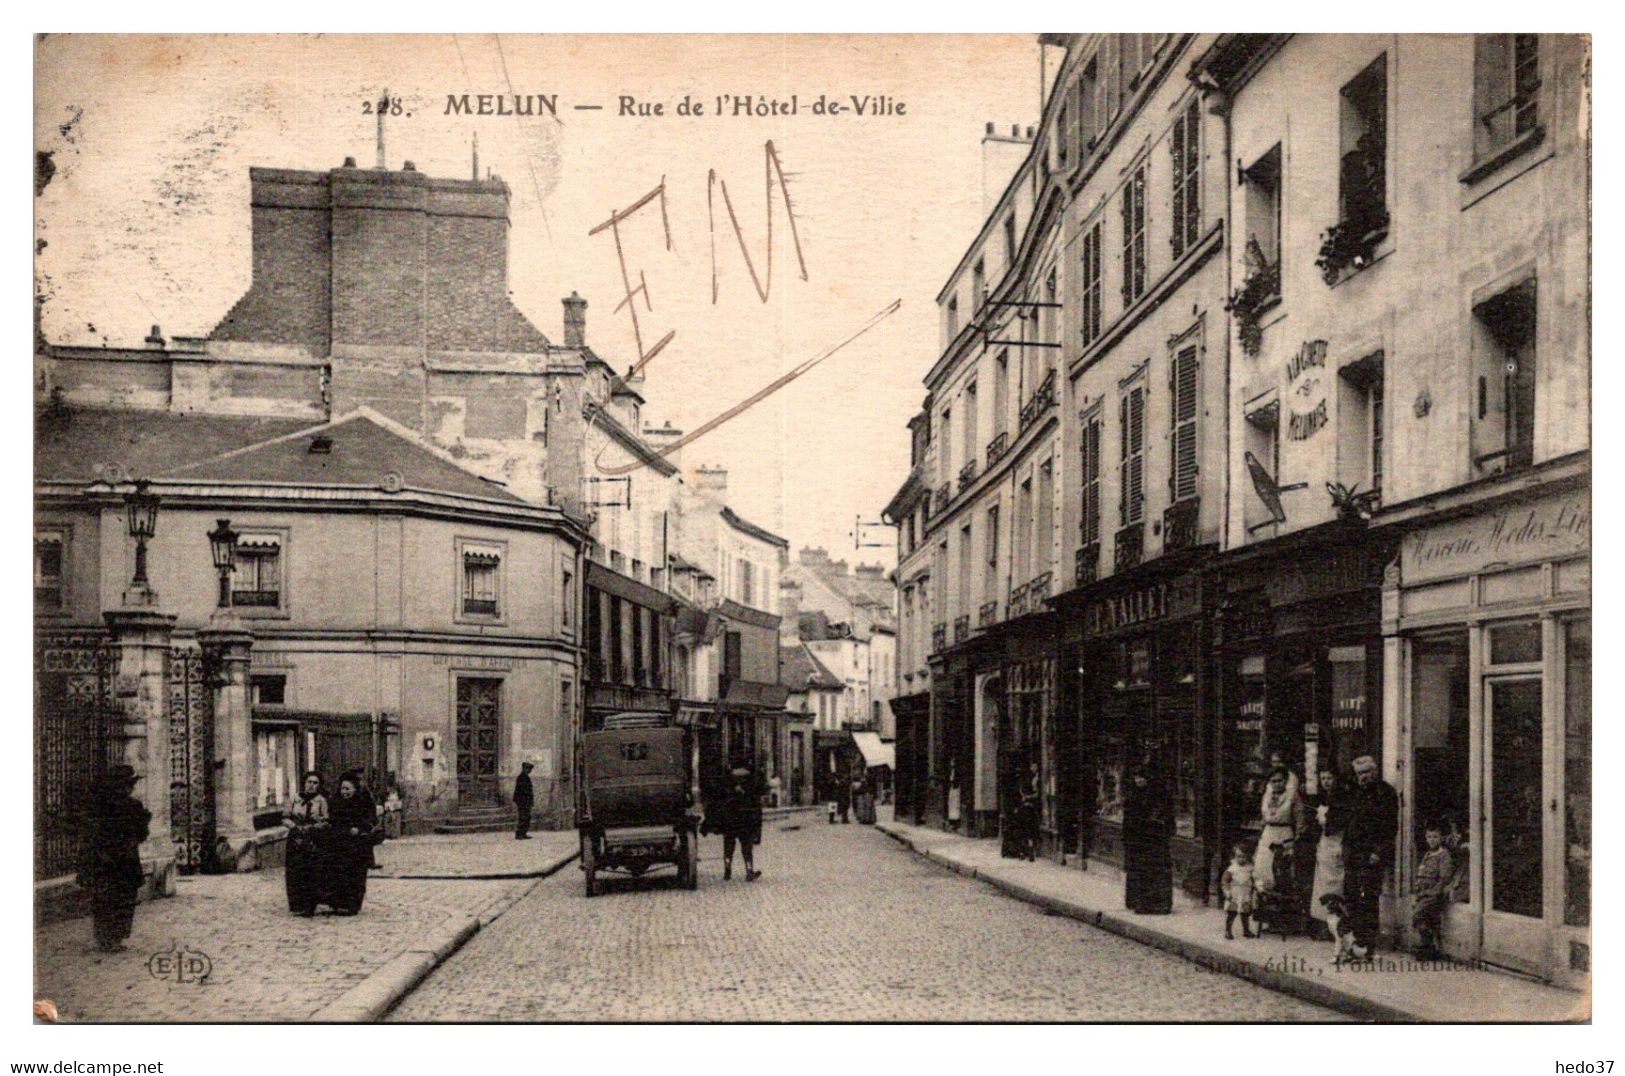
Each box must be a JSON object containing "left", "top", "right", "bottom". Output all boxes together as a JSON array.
[{"left": 852, "top": 731, "right": 894, "bottom": 770}]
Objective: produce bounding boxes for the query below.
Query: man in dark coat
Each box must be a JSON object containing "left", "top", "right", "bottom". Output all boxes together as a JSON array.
[
  {"left": 1122, "top": 765, "right": 1172, "bottom": 915},
  {"left": 513, "top": 761, "right": 535, "bottom": 840},
  {"left": 79, "top": 765, "right": 150, "bottom": 952},
  {"left": 1342, "top": 754, "right": 1399, "bottom": 956}
]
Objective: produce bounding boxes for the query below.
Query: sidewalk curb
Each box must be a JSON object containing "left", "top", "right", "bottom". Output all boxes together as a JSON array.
[
  {"left": 372, "top": 843, "right": 585, "bottom": 881},
  {"left": 311, "top": 848, "right": 579, "bottom": 1022},
  {"left": 876, "top": 822, "right": 1412, "bottom": 1023}
]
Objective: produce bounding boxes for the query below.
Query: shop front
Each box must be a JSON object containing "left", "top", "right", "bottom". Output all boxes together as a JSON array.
[
  {"left": 1056, "top": 569, "right": 1209, "bottom": 894},
  {"left": 1384, "top": 475, "right": 1589, "bottom": 987},
  {"left": 1212, "top": 523, "right": 1392, "bottom": 902}
]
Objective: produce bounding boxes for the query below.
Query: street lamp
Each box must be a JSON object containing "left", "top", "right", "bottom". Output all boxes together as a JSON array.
[
  {"left": 123, "top": 479, "right": 160, "bottom": 596},
  {"left": 207, "top": 518, "right": 239, "bottom": 610}
]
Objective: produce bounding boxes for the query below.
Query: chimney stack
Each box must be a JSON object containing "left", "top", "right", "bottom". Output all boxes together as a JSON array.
[
  {"left": 692, "top": 465, "right": 728, "bottom": 500},
  {"left": 563, "top": 291, "right": 587, "bottom": 348},
  {"left": 144, "top": 324, "right": 165, "bottom": 349}
]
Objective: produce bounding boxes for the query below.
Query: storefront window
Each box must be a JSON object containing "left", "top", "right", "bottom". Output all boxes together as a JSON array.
[
  {"left": 1324, "top": 646, "right": 1370, "bottom": 776},
  {"left": 1489, "top": 620, "right": 1542, "bottom": 665},
  {"left": 1564, "top": 618, "right": 1590, "bottom": 927},
  {"left": 1489, "top": 676, "right": 1543, "bottom": 918},
  {"left": 1411, "top": 633, "right": 1470, "bottom": 901},
  {"left": 1225, "top": 664, "right": 1268, "bottom": 840}
]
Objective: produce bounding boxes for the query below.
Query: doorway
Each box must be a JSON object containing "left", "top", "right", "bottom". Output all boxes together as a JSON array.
[
  {"left": 454, "top": 677, "right": 502, "bottom": 804},
  {"left": 1483, "top": 674, "right": 1545, "bottom": 970}
]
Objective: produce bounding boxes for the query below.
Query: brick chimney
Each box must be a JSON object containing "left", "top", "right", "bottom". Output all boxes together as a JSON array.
[
  {"left": 563, "top": 291, "right": 587, "bottom": 348},
  {"left": 642, "top": 419, "right": 683, "bottom": 470},
  {"left": 854, "top": 564, "right": 886, "bottom": 579}
]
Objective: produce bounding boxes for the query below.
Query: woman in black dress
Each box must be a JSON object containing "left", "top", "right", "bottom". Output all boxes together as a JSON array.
[
  {"left": 326, "top": 772, "right": 378, "bottom": 915},
  {"left": 79, "top": 764, "right": 151, "bottom": 952},
  {"left": 282, "top": 771, "right": 329, "bottom": 916},
  {"left": 1121, "top": 764, "right": 1172, "bottom": 914}
]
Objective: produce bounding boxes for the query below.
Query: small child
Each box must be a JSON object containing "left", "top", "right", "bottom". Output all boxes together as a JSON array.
[
  {"left": 1412, "top": 822, "right": 1453, "bottom": 959},
  {"left": 1221, "top": 843, "right": 1257, "bottom": 939}
]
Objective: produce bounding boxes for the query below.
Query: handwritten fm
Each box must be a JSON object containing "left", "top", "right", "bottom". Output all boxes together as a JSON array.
[{"left": 588, "top": 141, "right": 899, "bottom": 476}]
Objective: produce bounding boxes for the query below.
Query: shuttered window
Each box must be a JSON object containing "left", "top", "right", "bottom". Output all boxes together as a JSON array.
[
  {"left": 1080, "top": 410, "right": 1102, "bottom": 545},
  {"left": 1474, "top": 34, "right": 1541, "bottom": 160},
  {"left": 1119, "top": 385, "right": 1145, "bottom": 525},
  {"left": 1121, "top": 166, "right": 1147, "bottom": 305},
  {"left": 1078, "top": 57, "right": 1099, "bottom": 152},
  {"left": 1170, "top": 99, "right": 1202, "bottom": 258},
  {"left": 1169, "top": 344, "right": 1200, "bottom": 503},
  {"left": 1080, "top": 221, "right": 1103, "bottom": 346}
]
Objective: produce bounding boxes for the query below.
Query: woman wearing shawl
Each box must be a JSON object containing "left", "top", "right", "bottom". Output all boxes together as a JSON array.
[
  {"left": 1254, "top": 767, "right": 1307, "bottom": 893},
  {"left": 326, "top": 771, "right": 378, "bottom": 914},
  {"left": 79, "top": 764, "right": 150, "bottom": 952},
  {"left": 282, "top": 771, "right": 329, "bottom": 916}
]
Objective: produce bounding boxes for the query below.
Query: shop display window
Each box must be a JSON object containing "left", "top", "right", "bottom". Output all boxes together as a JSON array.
[
  {"left": 1410, "top": 633, "right": 1470, "bottom": 902},
  {"left": 1564, "top": 618, "right": 1590, "bottom": 928}
]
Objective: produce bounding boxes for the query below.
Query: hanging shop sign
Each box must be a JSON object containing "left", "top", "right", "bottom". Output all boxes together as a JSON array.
[
  {"left": 1286, "top": 339, "right": 1329, "bottom": 441},
  {"left": 1403, "top": 489, "right": 1590, "bottom": 586}
]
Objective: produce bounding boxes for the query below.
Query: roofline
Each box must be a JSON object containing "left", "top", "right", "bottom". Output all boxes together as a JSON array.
[{"left": 719, "top": 506, "right": 789, "bottom": 548}]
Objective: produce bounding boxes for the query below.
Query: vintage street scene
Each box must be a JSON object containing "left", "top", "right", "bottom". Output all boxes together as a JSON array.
[{"left": 32, "top": 33, "right": 1589, "bottom": 1028}]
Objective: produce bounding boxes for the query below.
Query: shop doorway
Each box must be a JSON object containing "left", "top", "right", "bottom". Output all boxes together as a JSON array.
[
  {"left": 454, "top": 677, "right": 502, "bottom": 804},
  {"left": 1483, "top": 675, "right": 1545, "bottom": 971}
]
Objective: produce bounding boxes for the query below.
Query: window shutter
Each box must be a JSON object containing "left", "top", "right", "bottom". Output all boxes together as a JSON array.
[
  {"left": 1170, "top": 345, "right": 1199, "bottom": 502},
  {"left": 1170, "top": 113, "right": 1187, "bottom": 257},
  {"left": 1183, "top": 100, "right": 1201, "bottom": 251}
]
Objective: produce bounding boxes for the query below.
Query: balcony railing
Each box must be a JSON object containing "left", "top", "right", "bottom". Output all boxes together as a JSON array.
[
  {"left": 1008, "top": 582, "right": 1031, "bottom": 619},
  {"left": 1114, "top": 522, "right": 1144, "bottom": 573},
  {"left": 931, "top": 622, "right": 947, "bottom": 653},
  {"left": 1163, "top": 497, "right": 1200, "bottom": 554},
  {"left": 985, "top": 431, "right": 1009, "bottom": 469},
  {"left": 978, "top": 600, "right": 998, "bottom": 629},
  {"left": 1028, "top": 571, "right": 1053, "bottom": 605},
  {"left": 958, "top": 458, "right": 978, "bottom": 492},
  {"left": 234, "top": 589, "right": 283, "bottom": 609},
  {"left": 1075, "top": 542, "right": 1100, "bottom": 588},
  {"left": 953, "top": 615, "right": 970, "bottom": 644},
  {"left": 1019, "top": 369, "right": 1057, "bottom": 432}
]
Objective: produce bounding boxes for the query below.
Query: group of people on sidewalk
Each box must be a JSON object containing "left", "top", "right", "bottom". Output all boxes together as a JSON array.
[
  {"left": 282, "top": 770, "right": 381, "bottom": 917},
  {"left": 1219, "top": 754, "right": 1408, "bottom": 959}
]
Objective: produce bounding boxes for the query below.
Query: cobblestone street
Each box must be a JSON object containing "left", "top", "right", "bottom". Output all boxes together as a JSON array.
[{"left": 390, "top": 818, "right": 1342, "bottom": 1022}]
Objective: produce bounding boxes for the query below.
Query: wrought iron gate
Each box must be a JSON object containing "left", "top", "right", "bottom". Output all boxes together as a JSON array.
[
  {"left": 168, "top": 646, "right": 214, "bottom": 873},
  {"left": 34, "top": 633, "right": 118, "bottom": 880}
]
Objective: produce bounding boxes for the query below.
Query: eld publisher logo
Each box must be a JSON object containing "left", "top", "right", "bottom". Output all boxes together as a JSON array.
[{"left": 147, "top": 945, "right": 212, "bottom": 985}]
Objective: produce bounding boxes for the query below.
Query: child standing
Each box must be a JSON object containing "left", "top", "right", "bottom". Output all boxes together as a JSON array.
[
  {"left": 1221, "top": 843, "right": 1257, "bottom": 940},
  {"left": 1413, "top": 822, "right": 1453, "bottom": 959}
]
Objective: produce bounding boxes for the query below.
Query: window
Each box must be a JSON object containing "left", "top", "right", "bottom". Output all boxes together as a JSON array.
[
  {"left": 1102, "top": 36, "right": 1123, "bottom": 124},
  {"left": 631, "top": 558, "right": 644, "bottom": 582},
  {"left": 1014, "top": 479, "right": 1033, "bottom": 586},
  {"left": 1036, "top": 459, "right": 1054, "bottom": 576},
  {"left": 562, "top": 568, "right": 573, "bottom": 629},
  {"left": 1338, "top": 55, "right": 1388, "bottom": 232},
  {"left": 959, "top": 523, "right": 974, "bottom": 617},
  {"left": 985, "top": 505, "right": 1000, "bottom": 603},
  {"left": 1079, "top": 406, "right": 1102, "bottom": 548},
  {"left": 1078, "top": 57, "right": 1100, "bottom": 151},
  {"left": 1474, "top": 35, "right": 1541, "bottom": 162},
  {"left": 610, "top": 550, "right": 625, "bottom": 572},
  {"left": 1080, "top": 220, "right": 1103, "bottom": 346},
  {"left": 963, "top": 381, "right": 978, "bottom": 465},
  {"left": 1056, "top": 101, "right": 1070, "bottom": 172},
  {"left": 234, "top": 535, "right": 283, "bottom": 608},
  {"left": 1242, "top": 144, "right": 1283, "bottom": 290},
  {"left": 461, "top": 546, "right": 501, "bottom": 617},
  {"left": 1004, "top": 214, "right": 1017, "bottom": 268},
  {"left": 993, "top": 351, "right": 1010, "bottom": 440},
  {"left": 1119, "top": 383, "right": 1145, "bottom": 525},
  {"left": 740, "top": 559, "right": 754, "bottom": 606},
  {"left": 609, "top": 595, "right": 625, "bottom": 682},
  {"left": 1170, "top": 98, "right": 1202, "bottom": 258},
  {"left": 1472, "top": 278, "right": 1537, "bottom": 473},
  {"left": 254, "top": 725, "right": 298, "bottom": 810},
  {"left": 632, "top": 604, "right": 646, "bottom": 686},
  {"left": 947, "top": 296, "right": 959, "bottom": 339},
  {"left": 1338, "top": 351, "right": 1385, "bottom": 500},
  {"left": 1120, "top": 165, "right": 1147, "bottom": 306},
  {"left": 251, "top": 674, "right": 287, "bottom": 707},
  {"left": 34, "top": 528, "right": 64, "bottom": 609},
  {"left": 972, "top": 259, "right": 986, "bottom": 311},
  {"left": 1169, "top": 342, "right": 1199, "bottom": 503},
  {"left": 940, "top": 407, "right": 953, "bottom": 485},
  {"left": 723, "top": 631, "right": 743, "bottom": 684}
]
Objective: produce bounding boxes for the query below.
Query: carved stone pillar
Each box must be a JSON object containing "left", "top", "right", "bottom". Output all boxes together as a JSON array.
[
  {"left": 199, "top": 622, "right": 255, "bottom": 870},
  {"left": 103, "top": 607, "right": 178, "bottom": 897}
]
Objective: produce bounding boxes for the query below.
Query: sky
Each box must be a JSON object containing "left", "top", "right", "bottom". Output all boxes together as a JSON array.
[{"left": 34, "top": 33, "right": 1045, "bottom": 569}]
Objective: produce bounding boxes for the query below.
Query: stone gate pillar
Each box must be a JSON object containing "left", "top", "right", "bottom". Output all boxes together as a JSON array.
[
  {"left": 103, "top": 607, "right": 178, "bottom": 897},
  {"left": 199, "top": 623, "right": 255, "bottom": 870}
]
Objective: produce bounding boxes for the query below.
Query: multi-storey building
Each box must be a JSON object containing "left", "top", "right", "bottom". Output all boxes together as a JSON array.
[{"left": 1195, "top": 33, "right": 1589, "bottom": 985}]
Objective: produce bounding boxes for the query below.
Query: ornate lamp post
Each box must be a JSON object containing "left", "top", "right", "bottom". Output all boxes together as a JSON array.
[
  {"left": 207, "top": 518, "right": 239, "bottom": 610},
  {"left": 122, "top": 479, "right": 161, "bottom": 607}
]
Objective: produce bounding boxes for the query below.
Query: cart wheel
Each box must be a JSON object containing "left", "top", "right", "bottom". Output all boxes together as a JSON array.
[
  {"left": 680, "top": 831, "right": 699, "bottom": 890},
  {"left": 582, "top": 833, "right": 598, "bottom": 898}
]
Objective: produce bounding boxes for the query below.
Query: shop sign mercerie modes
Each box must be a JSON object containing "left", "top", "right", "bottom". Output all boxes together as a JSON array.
[{"left": 1403, "top": 490, "right": 1589, "bottom": 586}]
